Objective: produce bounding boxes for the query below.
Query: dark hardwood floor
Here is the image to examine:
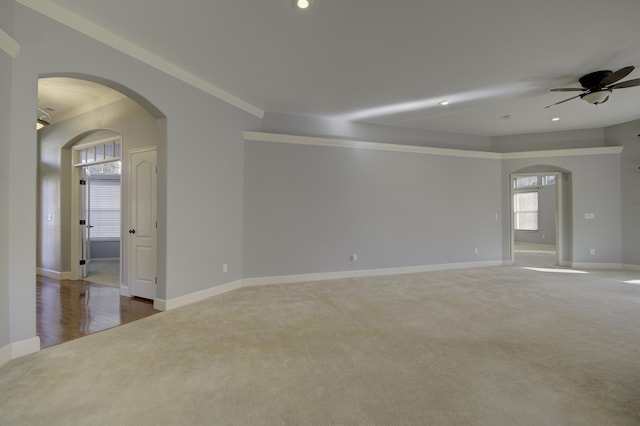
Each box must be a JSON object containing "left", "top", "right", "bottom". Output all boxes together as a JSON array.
[{"left": 37, "top": 275, "right": 158, "bottom": 349}]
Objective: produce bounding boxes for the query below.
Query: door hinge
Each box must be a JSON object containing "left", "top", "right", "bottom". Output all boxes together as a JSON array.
[
  {"left": 79, "top": 219, "right": 86, "bottom": 225},
  {"left": 79, "top": 259, "right": 86, "bottom": 265},
  {"left": 155, "top": 221, "right": 157, "bottom": 229},
  {"left": 155, "top": 276, "right": 157, "bottom": 284},
  {"left": 79, "top": 179, "right": 86, "bottom": 185}
]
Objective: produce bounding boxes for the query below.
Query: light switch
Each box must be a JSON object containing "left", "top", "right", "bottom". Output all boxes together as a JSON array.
[{"left": 584, "top": 213, "right": 595, "bottom": 220}]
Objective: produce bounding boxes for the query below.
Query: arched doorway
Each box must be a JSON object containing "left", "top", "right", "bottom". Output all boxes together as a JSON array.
[
  {"left": 509, "top": 165, "right": 572, "bottom": 267},
  {"left": 36, "top": 75, "right": 165, "bottom": 348}
]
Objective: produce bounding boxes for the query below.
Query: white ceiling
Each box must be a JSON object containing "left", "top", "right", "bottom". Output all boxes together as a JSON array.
[
  {"left": 38, "top": 78, "right": 122, "bottom": 121},
  {"left": 37, "top": 0, "right": 640, "bottom": 136}
]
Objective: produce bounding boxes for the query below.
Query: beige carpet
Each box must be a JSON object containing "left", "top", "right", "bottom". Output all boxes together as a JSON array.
[{"left": 2, "top": 265, "right": 640, "bottom": 425}]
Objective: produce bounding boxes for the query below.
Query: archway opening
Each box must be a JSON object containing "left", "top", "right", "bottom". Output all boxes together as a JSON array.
[
  {"left": 36, "top": 75, "right": 165, "bottom": 348},
  {"left": 509, "top": 165, "right": 572, "bottom": 268}
]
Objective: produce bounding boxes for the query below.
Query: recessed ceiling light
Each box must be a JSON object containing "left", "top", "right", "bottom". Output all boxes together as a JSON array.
[
  {"left": 551, "top": 117, "right": 560, "bottom": 122},
  {"left": 439, "top": 100, "right": 450, "bottom": 106},
  {"left": 294, "top": 0, "right": 312, "bottom": 9}
]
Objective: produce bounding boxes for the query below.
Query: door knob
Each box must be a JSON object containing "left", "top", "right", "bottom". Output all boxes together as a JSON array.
[{"left": 129, "top": 229, "right": 136, "bottom": 234}]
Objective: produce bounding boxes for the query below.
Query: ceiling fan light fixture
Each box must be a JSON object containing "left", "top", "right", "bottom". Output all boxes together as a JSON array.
[
  {"left": 581, "top": 89, "right": 612, "bottom": 105},
  {"left": 36, "top": 119, "right": 49, "bottom": 130},
  {"left": 36, "top": 107, "right": 52, "bottom": 130}
]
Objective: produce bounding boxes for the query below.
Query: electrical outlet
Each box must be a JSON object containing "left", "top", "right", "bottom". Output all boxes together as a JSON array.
[
  {"left": 589, "top": 249, "right": 595, "bottom": 256},
  {"left": 223, "top": 264, "right": 228, "bottom": 273},
  {"left": 474, "top": 248, "right": 479, "bottom": 254},
  {"left": 350, "top": 254, "right": 357, "bottom": 262}
]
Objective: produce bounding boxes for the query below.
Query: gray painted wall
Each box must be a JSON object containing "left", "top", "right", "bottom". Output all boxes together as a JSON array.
[
  {"left": 9, "top": 18, "right": 38, "bottom": 340},
  {"left": 244, "top": 141, "right": 502, "bottom": 278},
  {"left": 514, "top": 182, "right": 556, "bottom": 246},
  {"left": 260, "top": 112, "right": 493, "bottom": 151},
  {"left": 502, "top": 153, "right": 621, "bottom": 265},
  {"left": 492, "top": 129, "right": 605, "bottom": 152},
  {"left": 605, "top": 119, "right": 640, "bottom": 266},
  {"left": 0, "top": 0, "right": 15, "bottom": 350},
  {"left": 90, "top": 241, "right": 120, "bottom": 259}
]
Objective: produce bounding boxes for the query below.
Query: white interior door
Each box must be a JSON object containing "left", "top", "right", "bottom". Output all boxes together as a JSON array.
[{"left": 129, "top": 148, "right": 157, "bottom": 300}]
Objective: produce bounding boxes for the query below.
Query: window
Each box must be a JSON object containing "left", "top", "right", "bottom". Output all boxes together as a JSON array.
[
  {"left": 87, "top": 171, "right": 120, "bottom": 239},
  {"left": 512, "top": 173, "right": 556, "bottom": 231},
  {"left": 74, "top": 140, "right": 121, "bottom": 166},
  {"left": 514, "top": 191, "right": 538, "bottom": 230},
  {"left": 514, "top": 176, "right": 538, "bottom": 189},
  {"left": 513, "top": 174, "right": 556, "bottom": 189}
]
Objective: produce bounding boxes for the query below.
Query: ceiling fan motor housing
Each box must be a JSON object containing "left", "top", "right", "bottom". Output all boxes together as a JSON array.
[{"left": 579, "top": 70, "right": 612, "bottom": 90}]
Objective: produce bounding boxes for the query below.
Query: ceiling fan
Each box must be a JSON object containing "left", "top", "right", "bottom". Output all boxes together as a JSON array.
[{"left": 545, "top": 66, "right": 640, "bottom": 108}]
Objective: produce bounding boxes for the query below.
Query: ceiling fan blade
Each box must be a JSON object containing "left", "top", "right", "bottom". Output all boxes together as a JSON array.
[
  {"left": 544, "top": 94, "right": 582, "bottom": 109},
  {"left": 550, "top": 88, "right": 585, "bottom": 92},
  {"left": 601, "top": 66, "right": 635, "bottom": 86},
  {"left": 609, "top": 77, "right": 640, "bottom": 89}
]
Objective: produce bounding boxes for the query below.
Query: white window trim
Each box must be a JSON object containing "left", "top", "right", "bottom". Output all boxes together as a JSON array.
[{"left": 72, "top": 136, "right": 122, "bottom": 167}]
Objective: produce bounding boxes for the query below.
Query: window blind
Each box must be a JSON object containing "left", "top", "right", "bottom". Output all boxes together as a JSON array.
[{"left": 89, "top": 174, "right": 121, "bottom": 239}]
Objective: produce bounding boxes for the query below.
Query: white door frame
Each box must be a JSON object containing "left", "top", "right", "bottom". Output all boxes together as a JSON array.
[
  {"left": 509, "top": 172, "right": 564, "bottom": 266},
  {"left": 70, "top": 137, "right": 123, "bottom": 281}
]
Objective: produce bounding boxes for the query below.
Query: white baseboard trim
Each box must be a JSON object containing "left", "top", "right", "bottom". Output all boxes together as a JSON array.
[
  {"left": 153, "top": 299, "right": 166, "bottom": 311},
  {"left": 244, "top": 260, "right": 503, "bottom": 287},
  {"left": 11, "top": 336, "right": 41, "bottom": 359},
  {"left": 1, "top": 337, "right": 41, "bottom": 368},
  {"left": 514, "top": 243, "right": 557, "bottom": 253},
  {"left": 156, "top": 279, "right": 245, "bottom": 311},
  {"left": 120, "top": 285, "right": 130, "bottom": 297},
  {"left": 571, "top": 262, "right": 622, "bottom": 270},
  {"left": 36, "top": 267, "right": 72, "bottom": 280},
  {"left": 156, "top": 261, "right": 502, "bottom": 312},
  {"left": 622, "top": 264, "right": 640, "bottom": 272},
  {"left": 0, "top": 343, "right": 11, "bottom": 367},
  {"left": 90, "top": 258, "right": 120, "bottom": 262}
]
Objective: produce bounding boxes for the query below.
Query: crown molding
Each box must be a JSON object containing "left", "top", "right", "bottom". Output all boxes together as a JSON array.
[
  {"left": 16, "top": 0, "right": 264, "bottom": 118},
  {"left": 0, "top": 27, "right": 20, "bottom": 58},
  {"left": 243, "top": 131, "right": 502, "bottom": 159},
  {"left": 500, "top": 146, "right": 623, "bottom": 159},
  {"left": 244, "top": 132, "right": 624, "bottom": 160},
  {"left": 53, "top": 89, "right": 127, "bottom": 124}
]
